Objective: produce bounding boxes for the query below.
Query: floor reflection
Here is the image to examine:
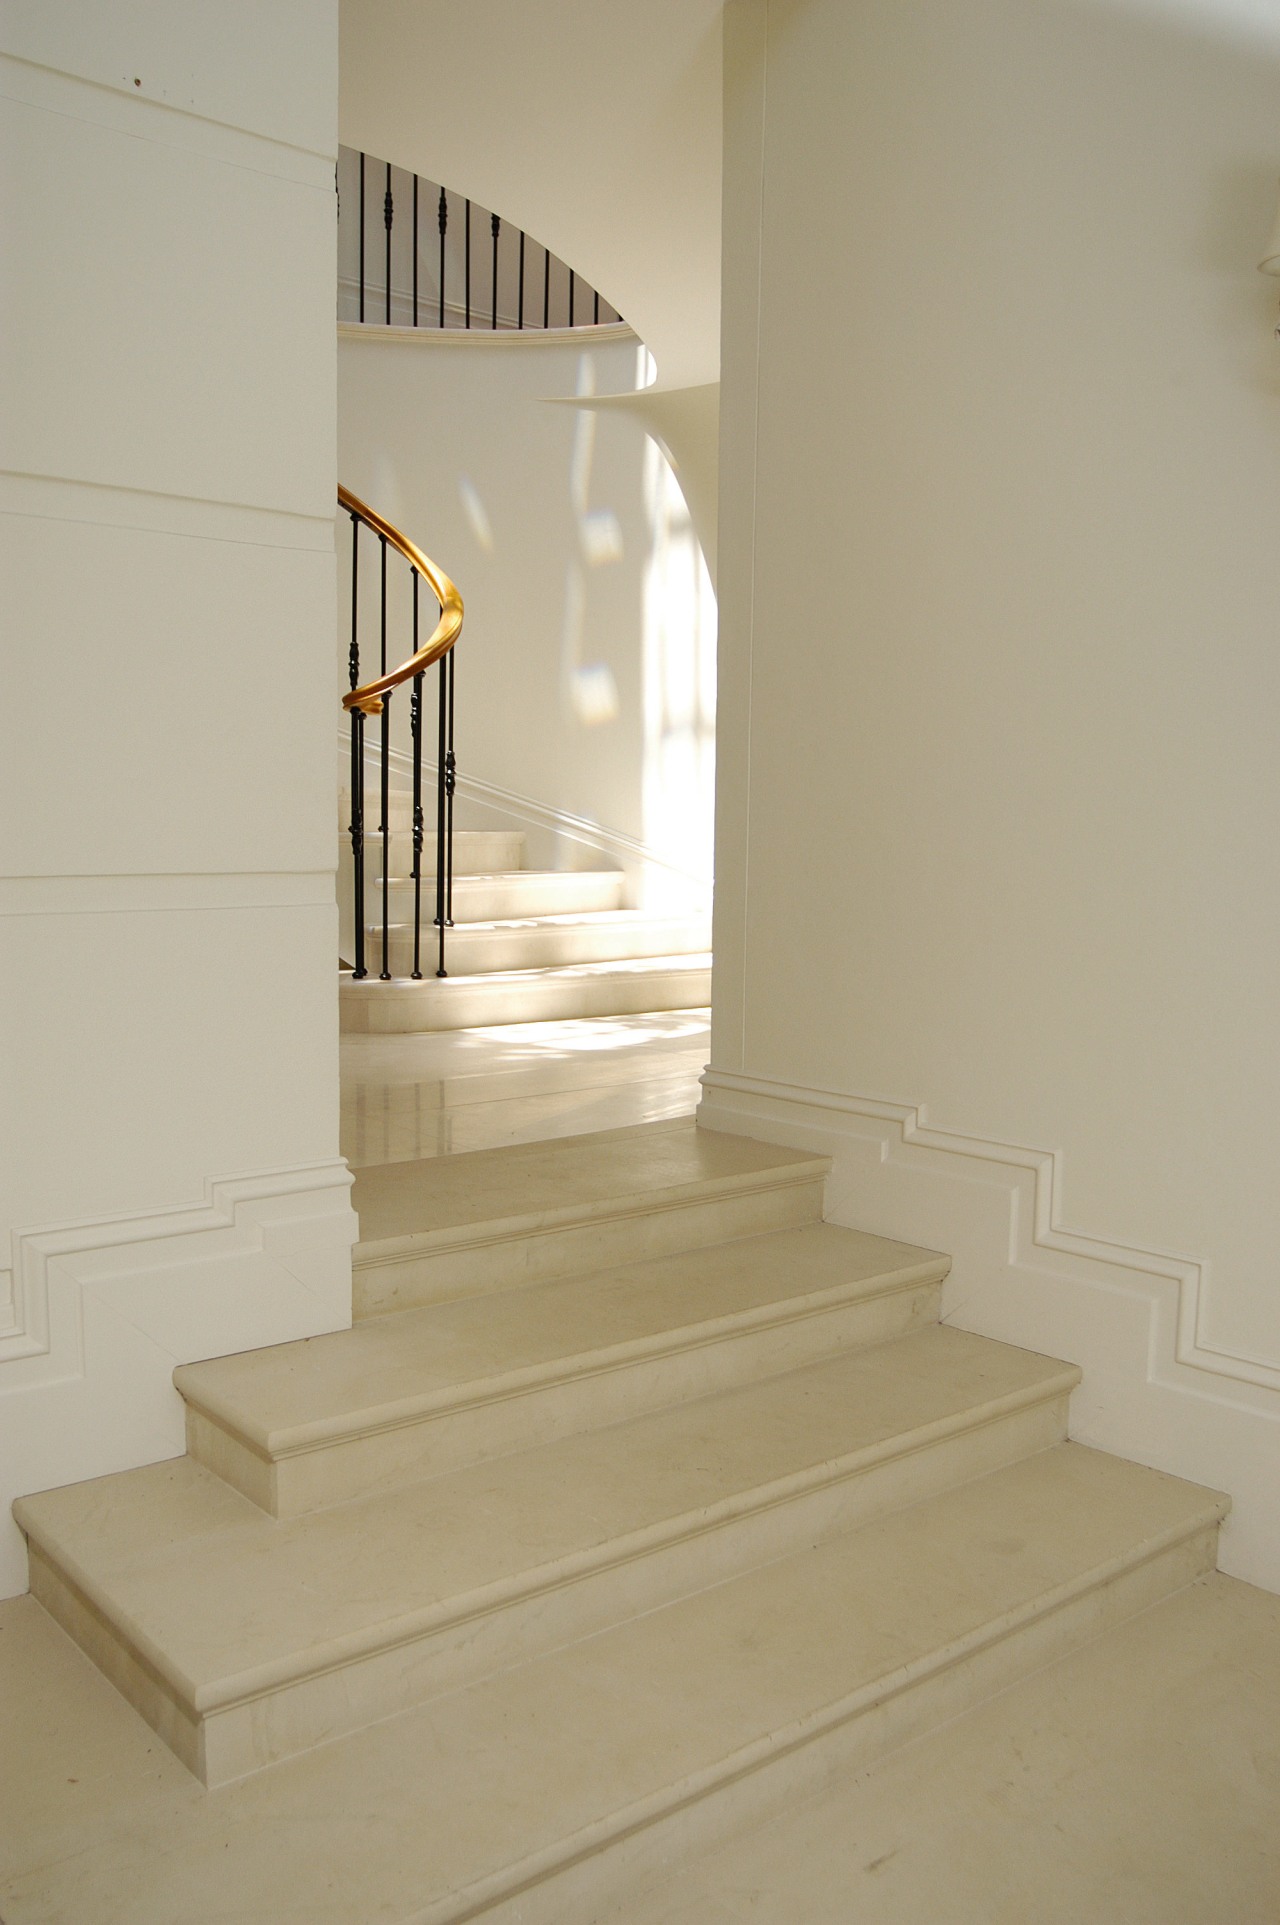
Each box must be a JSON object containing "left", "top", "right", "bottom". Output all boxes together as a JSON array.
[{"left": 341, "top": 1009, "right": 711, "bottom": 1169}]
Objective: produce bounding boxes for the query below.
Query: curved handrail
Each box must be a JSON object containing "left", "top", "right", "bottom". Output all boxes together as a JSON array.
[{"left": 339, "top": 483, "right": 463, "bottom": 715}]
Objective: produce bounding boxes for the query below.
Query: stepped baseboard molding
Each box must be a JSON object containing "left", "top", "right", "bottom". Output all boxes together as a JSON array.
[
  {"left": 697, "top": 1067, "right": 1280, "bottom": 1593},
  {"left": 340, "top": 731, "right": 712, "bottom": 893},
  {"left": 0, "top": 1162, "right": 357, "bottom": 1598}
]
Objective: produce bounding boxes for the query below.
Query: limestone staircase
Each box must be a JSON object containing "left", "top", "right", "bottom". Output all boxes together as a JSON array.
[
  {"left": 13, "top": 1119, "right": 1227, "bottom": 1921},
  {"left": 338, "top": 795, "right": 712, "bottom": 1032}
]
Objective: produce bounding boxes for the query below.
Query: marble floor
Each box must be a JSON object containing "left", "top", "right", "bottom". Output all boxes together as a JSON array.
[
  {"left": 607, "top": 1572, "right": 1280, "bottom": 1925},
  {"left": 340, "top": 1008, "right": 712, "bottom": 1169},
  {"left": 4, "top": 1010, "right": 1280, "bottom": 1920},
  {"left": 1, "top": 1572, "right": 1277, "bottom": 1921}
]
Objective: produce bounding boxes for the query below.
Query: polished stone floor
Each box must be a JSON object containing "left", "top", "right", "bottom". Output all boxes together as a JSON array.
[
  {"left": 1, "top": 1572, "right": 1277, "bottom": 1922},
  {"left": 608, "top": 1572, "right": 1280, "bottom": 1925},
  {"left": 340, "top": 1008, "right": 712, "bottom": 1169},
  {"left": 3, "top": 1010, "right": 1279, "bottom": 1920}
]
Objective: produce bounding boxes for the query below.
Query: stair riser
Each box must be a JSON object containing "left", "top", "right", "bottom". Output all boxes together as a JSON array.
[
  {"left": 27, "top": 1545, "right": 205, "bottom": 1786},
  {"left": 354, "top": 1173, "right": 829, "bottom": 1317},
  {"left": 185, "top": 1278, "right": 945, "bottom": 1517},
  {"left": 471, "top": 1521, "right": 1222, "bottom": 1925},
  {"left": 39, "top": 1387, "right": 1073, "bottom": 1787},
  {"left": 359, "top": 920, "right": 709, "bottom": 977},
  {"left": 338, "top": 830, "right": 525, "bottom": 876},
  {"left": 340, "top": 963, "right": 712, "bottom": 1032},
  {"left": 379, "top": 876, "right": 626, "bottom": 921},
  {"left": 354, "top": 924, "right": 704, "bottom": 977}
]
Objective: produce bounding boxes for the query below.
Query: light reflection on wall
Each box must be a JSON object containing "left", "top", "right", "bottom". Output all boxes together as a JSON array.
[{"left": 642, "top": 435, "right": 716, "bottom": 912}]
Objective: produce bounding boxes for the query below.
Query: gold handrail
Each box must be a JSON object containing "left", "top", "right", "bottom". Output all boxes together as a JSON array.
[{"left": 339, "top": 484, "right": 463, "bottom": 716}]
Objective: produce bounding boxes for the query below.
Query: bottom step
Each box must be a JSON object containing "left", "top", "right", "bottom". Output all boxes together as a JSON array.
[
  {"left": 11, "top": 1444, "right": 1224, "bottom": 1923},
  {"left": 340, "top": 953, "right": 713, "bottom": 1031}
]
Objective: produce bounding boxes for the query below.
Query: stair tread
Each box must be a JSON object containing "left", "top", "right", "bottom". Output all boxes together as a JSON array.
[
  {"left": 349, "top": 1118, "right": 826, "bottom": 1245},
  {"left": 343, "top": 951, "right": 711, "bottom": 987},
  {"left": 368, "top": 909, "right": 706, "bottom": 935},
  {"left": 176, "top": 1223, "right": 948, "bottom": 1452},
  {"left": 379, "top": 869, "right": 625, "bottom": 888},
  {"left": 18, "top": 1329, "right": 1084, "bottom": 1709},
  {"left": 336, "top": 1445, "right": 1222, "bottom": 1916}
]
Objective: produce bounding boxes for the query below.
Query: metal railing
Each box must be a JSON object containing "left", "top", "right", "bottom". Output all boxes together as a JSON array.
[
  {"left": 341, "top": 484, "right": 462, "bottom": 980},
  {"left": 337, "top": 148, "right": 621, "bottom": 333}
]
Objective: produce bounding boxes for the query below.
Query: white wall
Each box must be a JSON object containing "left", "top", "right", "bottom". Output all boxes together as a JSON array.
[
  {"left": 0, "top": 2, "right": 352, "bottom": 1598},
  {"left": 702, "top": 0, "right": 1280, "bottom": 1590},
  {"left": 338, "top": 328, "right": 716, "bottom": 907}
]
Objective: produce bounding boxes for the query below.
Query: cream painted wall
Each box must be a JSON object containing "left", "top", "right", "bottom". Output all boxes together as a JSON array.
[
  {"left": 338, "top": 329, "right": 716, "bottom": 905},
  {"left": 0, "top": 4, "right": 351, "bottom": 1598},
  {"left": 703, "top": 0, "right": 1280, "bottom": 1590}
]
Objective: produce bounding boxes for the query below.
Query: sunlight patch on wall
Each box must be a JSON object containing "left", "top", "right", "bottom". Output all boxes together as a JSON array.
[{"left": 642, "top": 435, "right": 716, "bottom": 911}]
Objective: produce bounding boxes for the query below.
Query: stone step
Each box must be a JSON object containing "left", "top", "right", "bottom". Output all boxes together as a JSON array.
[
  {"left": 357, "top": 909, "right": 710, "bottom": 979},
  {"left": 346, "top": 1119, "right": 831, "bottom": 1316},
  {"left": 376, "top": 869, "right": 626, "bottom": 922},
  {"left": 338, "top": 822, "right": 526, "bottom": 875},
  {"left": 176, "top": 1223, "right": 950, "bottom": 1516},
  {"left": 339, "top": 951, "right": 713, "bottom": 1032},
  {"left": 14, "top": 1447, "right": 1224, "bottom": 1832},
  {"left": 15, "top": 1328, "right": 1086, "bottom": 1787}
]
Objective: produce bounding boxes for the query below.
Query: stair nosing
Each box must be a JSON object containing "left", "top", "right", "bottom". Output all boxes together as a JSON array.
[
  {"left": 19, "top": 1361, "right": 1083, "bottom": 1719},
  {"left": 407, "top": 1488, "right": 1228, "bottom": 1925},
  {"left": 351, "top": 1156, "right": 831, "bottom": 1268},
  {"left": 181, "top": 1253, "right": 952, "bottom": 1459}
]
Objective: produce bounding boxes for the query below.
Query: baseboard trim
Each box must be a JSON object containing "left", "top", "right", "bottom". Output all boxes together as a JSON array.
[
  {"left": 697, "top": 1066, "right": 1280, "bottom": 1593},
  {"left": 1, "top": 1161, "right": 358, "bottom": 1598}
]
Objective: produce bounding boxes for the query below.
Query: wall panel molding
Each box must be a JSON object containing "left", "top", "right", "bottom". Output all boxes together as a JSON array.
[
  {"left": 698, "top": 1066, "right": 1280, "bottom": 1592},
  {"left": 0, "top": 1160, "right": 356, "bottom": 1597}
]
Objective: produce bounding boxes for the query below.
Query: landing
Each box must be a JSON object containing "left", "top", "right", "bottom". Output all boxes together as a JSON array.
[{"left": 340, "top": 1007, "right": 711, "bottom": 1168}]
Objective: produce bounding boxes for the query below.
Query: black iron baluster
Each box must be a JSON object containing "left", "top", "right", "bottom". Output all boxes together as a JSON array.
[
  {"left": 569, "top": 268, "right": 575, "bottom": 327},
  {"left": 412, "top": 174, "right": 419, "bottom": 326},
  {"left": 444, "top": 647, "right": 456, "bottom": 930},
  {"left": 384, "top": 162, "right": 393, "bottom": 325},
  {"left": 464, "top": 197, "right": 471, "bottom": 329},
  {"left": 379, "top": 687, "right": 392, "bottom": 979},
  {"left": 349, "top": 513, "right": 366, "bottom": 979},
  {"left": 594, "top": 288, "right": 600, "bottom": 325},
  {"left": 379, "top": 534, "right": 390, "bottom": 979},
  {"left": 491, "top": 212, "right": 500, "bottom": 328},
  {"left": 518, "top": 230, "right": 525, "bottom": 328},
  {"left": 410, "top": 576, "right": 424, "bottom": 979},
  {"left": 438, "top": 185, "right": 448, "bottom": 327},
  {"left": 358, "top": 152, "right": 366, "bottom": 322},
  {"left": 435, "top": 654, "right": 448, "bottom": 977},
  {"left": 543, "top": 243, "right": 550, "bottom": 327}
]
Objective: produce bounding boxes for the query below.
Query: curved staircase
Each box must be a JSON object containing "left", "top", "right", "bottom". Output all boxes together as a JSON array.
[{"left": 339, "top": 802, "right": 711, "bottom": 1031}]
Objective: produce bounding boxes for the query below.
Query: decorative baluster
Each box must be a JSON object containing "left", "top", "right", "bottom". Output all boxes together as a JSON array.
[
  {"left": 438, "top": 185, "right": 448, "bottom": 327},
  {"left": 444, "top": 648, "right": 456, "bottom": 930},
  {"left": 491, "top": 212, "right": 500, "bottom": 329},
  {"left": 543, "top": 243, "right": 551, "bottom": 328},
  {"left": 348, "top": 513, "right": 366, "bottom": 979},
  {"left": 358, "top": 152, "right": 366, "bottom": 322},
  {"left": 435, "top": 654, "right": 448, "bottom": 977},
  {"left": 410, "top": 583, "right": 424, "bottom": 979},
  {"left": 569, "top": 268, "right": 575, "bottom": 327},
  {"left": 379, "top": 688, "right": 392, "bottom": 979},
  {"left": 384, "top": 162, "right": 393, "bottom": 325},
  {"left": 518, "top": 230, "right": 525, "bottom": 329},
  {"left": 379, "top": 534, "right": 390, "bottom": 979},
  {"left": 594, "top": 288, "right": 600, "bottom": 325},
  {"left": 412, "top": 174, "right": 419, "bottom": 327},
  {"left": 465, "top": 197, "right": 472, "bottom": 329}
]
